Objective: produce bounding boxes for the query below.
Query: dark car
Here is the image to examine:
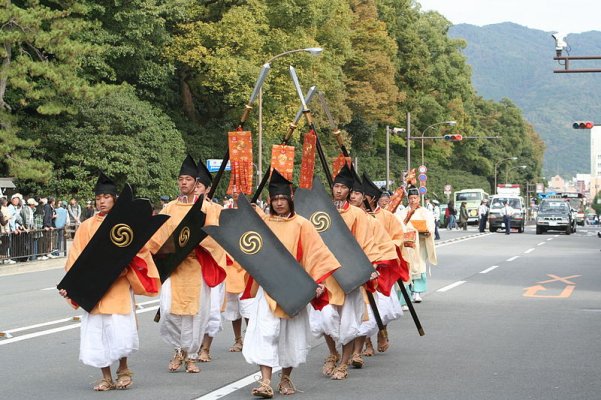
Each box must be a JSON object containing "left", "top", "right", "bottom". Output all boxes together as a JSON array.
[{"left": 536, "top": 199, "right": 573, "bottom": 235}]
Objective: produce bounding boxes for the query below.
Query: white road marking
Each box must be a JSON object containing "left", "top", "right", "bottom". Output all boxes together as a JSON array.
[
  {"left": 506, "top": 256, "right": 519, "bottom": 262},
  {"left": 436, "top": 281, "right": 467, "bottom": 292},
  {"left": 0, "top": 316, "right": 80, "bottom": 337},
  {"left": 524, "top": 248, "right": 535, "bottom": 254},
  {"left": 0, "top": 305, "right": 159, "bottom": 346},
  {"left": 41, "top": 287, "right": 56, "bottom": 291},
  {"left": 193, "top": 367, "right": 282, "bottom": 400},
  {"left": 480, "top": 266, "right": 500, "bottom": 274},
  {"left": 537, "top": 242, "right": 546, "bottom": 246},
  {"left": 547, "top": 238, "right": 554, "bottom": 241}
]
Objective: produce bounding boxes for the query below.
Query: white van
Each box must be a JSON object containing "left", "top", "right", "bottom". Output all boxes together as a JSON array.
[{"left": 487, "top": 195, "right": 526, "bottom": 233}]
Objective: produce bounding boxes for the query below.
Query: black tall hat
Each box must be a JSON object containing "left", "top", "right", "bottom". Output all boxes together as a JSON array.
[
  {"left": 351, "top": 174, "right": 365, "bottom": 194},
  {"left": 407, "top": 185, "right": 420, "bottom": 196},
  {"left": 179, "top": 155, "right": 197, "bottom": 178},
  {"left": 362, "top": 172, "right": 383, "bottom": 200},
  {"left": 94, "top": 171, "right": 117, "bottom": 196},
  {"left": 333, "top": 163, "right": 354, "bottom": 189},
  {"left": 268, "top": 169, "right": 293, "bottom": 198},
  {"left": 196, "top": 158, "right": 213, "bottom": 188}
]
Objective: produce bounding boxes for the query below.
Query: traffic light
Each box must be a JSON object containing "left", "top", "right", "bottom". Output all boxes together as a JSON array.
[
  {"left": 572, "top": 121, "right": 594, "bottom": 129},
  {"left": 443, "top": 134, "right": 463, "bottom": 141}
]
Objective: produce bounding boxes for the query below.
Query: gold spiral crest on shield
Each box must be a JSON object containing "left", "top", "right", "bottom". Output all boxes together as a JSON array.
[
  {"left": 110, "top": 224, "right": 134, "bottom": 248},
  {"left": 239, "top": 231, "right": 263, "bottom": 255},
  {"left": 310, "top": 211, "right": 331, "bottom": 233},
  {"left": 178, "top": 226, "right": 191, "bottom": 247}
]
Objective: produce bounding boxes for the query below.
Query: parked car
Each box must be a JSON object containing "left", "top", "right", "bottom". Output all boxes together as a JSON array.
[
  {"left": 488, "top": 195, "right": 526, "bottom": 233},
  {"left": 536, "top": 199, "right": 574, "bottom": 235}
]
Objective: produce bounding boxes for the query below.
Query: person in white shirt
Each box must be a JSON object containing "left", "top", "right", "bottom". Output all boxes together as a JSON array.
[
  {"left": 500, "top": 201, "right": 514, "bottom": 235},
  {"left": 432, "top": 200, "right": 441, "bottom": 240},
  {"left": 478, "top": 199, "right": 489, "bottom": 233}
]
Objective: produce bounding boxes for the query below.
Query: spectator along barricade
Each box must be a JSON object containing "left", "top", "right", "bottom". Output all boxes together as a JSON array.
[{"left": 0, "top": 228, "right": 67, "bottom": 264}]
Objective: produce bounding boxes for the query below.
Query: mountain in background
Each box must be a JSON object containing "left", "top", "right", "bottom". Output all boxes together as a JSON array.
[{"left": 449, "top": 22, "right": 601, "bottom": 179}]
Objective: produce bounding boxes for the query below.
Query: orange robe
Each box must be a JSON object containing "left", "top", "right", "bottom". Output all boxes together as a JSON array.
[
  {"left": 372, "top": 206, "right": 411, "bottom": 285},
  {"left": 148, "top": 199, "right": 226, "bottom": 315},
  {"left": 65, "top": 213, "right": 160, "bottom": 314},
  {"left": 244, "top": 213, "right": 342, "bottom": 319}
]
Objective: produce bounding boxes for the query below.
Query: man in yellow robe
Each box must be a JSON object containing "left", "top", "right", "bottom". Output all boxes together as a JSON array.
[
  {"left": 242, "top": 169, "right": 342, "bottom": 397},
  {"left": 148, "top": 155, "right": 226, "bottom": 374},
  {"left": 60, "top": 172, "right": 161, "bottom": 391}
]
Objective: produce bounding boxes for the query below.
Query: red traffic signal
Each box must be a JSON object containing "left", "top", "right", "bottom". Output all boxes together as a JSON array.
[
  {"left": 572, "top": 121, "right": 594, "bottom": 129},
  {"left": 443, "top": 134, "right": 463, "bottom": 141}
]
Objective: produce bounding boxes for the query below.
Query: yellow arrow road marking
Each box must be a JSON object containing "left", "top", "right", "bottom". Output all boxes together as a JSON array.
[{"left": 523, "top": 284, "right": 575, "bottom": 298}]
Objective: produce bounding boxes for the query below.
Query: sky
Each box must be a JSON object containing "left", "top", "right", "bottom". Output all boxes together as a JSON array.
[{"left": 417, "top": 0, "right": 601, "bottom": 34}]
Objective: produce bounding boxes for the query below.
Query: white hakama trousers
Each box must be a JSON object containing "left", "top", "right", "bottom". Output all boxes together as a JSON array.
[
  {"left": 358, "top": 297, "right": 378, "bottom": 338},
  {"left": 223, "top": 292, "right": 253, "bottom": 321},
  {"left": 159, "top": 277, "right": 210, "bottom": 359},
  {"left": 79, "top": 291, "right": 138, "bottom": 368},
  {"left": 242, "top": 288, "right": 311, "bottom": 368},
  {"left": 309, "top": 287, "right": 364, "bottom": 346},
  {"left": 376, "top": 290, "right": 403, "bottom": 326},
  {"left": 206, "top": 282, "right": 225, "bottom": 338}
]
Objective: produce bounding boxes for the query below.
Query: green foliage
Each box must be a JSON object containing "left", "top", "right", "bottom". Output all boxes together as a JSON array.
[
  {"left": 18, "top": 88, "right": 185, "bottom": 200},
  {"left": 1, "top": 0, "right": 545, "bottom": 204}
]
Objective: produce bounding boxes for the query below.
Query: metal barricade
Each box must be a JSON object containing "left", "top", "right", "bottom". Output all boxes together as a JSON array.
[{"left": 0, "top": 229, "right": 67, "bottom": 263}]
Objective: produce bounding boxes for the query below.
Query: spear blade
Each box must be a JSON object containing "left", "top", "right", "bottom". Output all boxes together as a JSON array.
[
  {"left": 293, "top": 85, "right": 317, "bottom": 125},
  {"left": 248, "top": 63, "right": 271, "bottom": 105},
  {"left": 289, "top": 66, "right": 308, "bottom": 111}
]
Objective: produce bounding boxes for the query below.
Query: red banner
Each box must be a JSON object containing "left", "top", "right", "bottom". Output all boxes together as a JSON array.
[
  {"left": 270, "top": 144, "right": 295, "bottom": 181},
  {"left": 299, "top": 130, "right": 317, "bottom": 189},
  {"left": 332, "top": 153, "right": 352, "bottom": 178},
  {"left": 227, "top": 131, "right": 254, "bottom": 195}
]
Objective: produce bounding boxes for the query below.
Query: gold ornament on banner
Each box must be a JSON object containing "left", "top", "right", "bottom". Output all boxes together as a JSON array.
[
  {"left": 110, "top": 224, "right": 134, "bottom": 247},
  {"left": 179, "top": 227, "right": 191, "bottom": 247},
  {"left": 310, "top": 211, "right": 331, "bottom": 233},
  {"left": 239, "top": 231, "right": 263, "bottom": 255}
]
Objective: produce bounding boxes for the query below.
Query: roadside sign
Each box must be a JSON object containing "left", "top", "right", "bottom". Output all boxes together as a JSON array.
[
  {"left": 418, "top": 186, "right": 427, "bottom": 195},
  {"left": 373, "top": 180, "right": 394, "bottom": 188},
  {"left": 536, "top": 183, "right": 544, "bottom": 193},
  {"left": 418, "top": 165, "right": 428, "bottom": 173},
  {"left": 418, "top": 174, "right": 427, "bottom": 182},
  {"left": 206, "top": 159, "right": 231, "bottom": 173}
]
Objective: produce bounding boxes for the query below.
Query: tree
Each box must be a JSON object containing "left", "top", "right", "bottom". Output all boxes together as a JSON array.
[{"left": 18, "top": 87, "right": 186, "bottom": 200}]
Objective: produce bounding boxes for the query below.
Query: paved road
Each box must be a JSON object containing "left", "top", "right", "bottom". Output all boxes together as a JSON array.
[{"left": 1, "top": 225, "right": 600, "bottom": 400}]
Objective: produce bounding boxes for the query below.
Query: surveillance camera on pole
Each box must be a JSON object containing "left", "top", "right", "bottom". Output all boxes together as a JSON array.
[{"left": 552, "top": 32, "right": 568, "bottom": 57}]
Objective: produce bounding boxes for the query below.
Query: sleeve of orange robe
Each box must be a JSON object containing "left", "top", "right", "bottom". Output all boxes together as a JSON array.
[
  {"left": 298, "top": 218, "right": 344, "bottom": 309},
  {"left": 349, "top": 207, "right": 377, "bottom": 263},
  {"left": 125, "top": 246, "right": 160, "bottom": 296}
]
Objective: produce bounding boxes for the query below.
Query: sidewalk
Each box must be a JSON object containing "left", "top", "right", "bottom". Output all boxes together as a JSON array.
[
  {"left": 0, "top": 240, "right": 72, "bottom": 277},
  {"left": 0, "top": 256, "right": 66, "bottom": 277}
]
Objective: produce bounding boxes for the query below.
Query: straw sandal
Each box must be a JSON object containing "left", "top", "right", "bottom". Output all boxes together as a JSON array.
[
  {"left": 185, "top": 358, "right": 200, "bottom": 373},
  {"left": 330, "top": 364, "right": 348, "bottom": 380},
  {"left": 93, "top": 377, "right": 115, "bottom": 391},
  {"left": 362, "top": 338, "right": 375, "bottom": 357},
  {"left": 278, "top": 375, "right": 297, "bottom": 395},
  {"left": 229, "top": 337, "right": 243, "bottom": 352},
  {"left": 377, "top": 329, "right": 390, "bottom": 353},
  {"left": 251, "top": 378, "right": 273, "bottom": 398},
  {"left": 350, "top": 353, "right": 364, "bottom": 369},
  {"left": 322, "top": 353, "right": 339, "bottom": 376},
  {"left": 169, "top": 349, "right": 186, "bottom": 372},
  {"left": 115, "top": 368, "right": 133, "bottom": 390},
  {"left": 199, "top": 346, "right": 212, "bottom": 362}
]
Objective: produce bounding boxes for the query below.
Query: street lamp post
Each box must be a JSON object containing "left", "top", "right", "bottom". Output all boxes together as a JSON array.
[
  {"left": 257, "top": 47, "right": 323, "bottom": 180},
  {"left": 494, "top": 157, "right": 518, "bottom": 194},
  {"left": 420, "top": 120, "right": 457, "bottom": 167},
  {"left": 386, "top": 126, "right": 405, "bottom": 190},
  {"left": 506, "top": 165, "right": 527, "bottom": 184}
]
